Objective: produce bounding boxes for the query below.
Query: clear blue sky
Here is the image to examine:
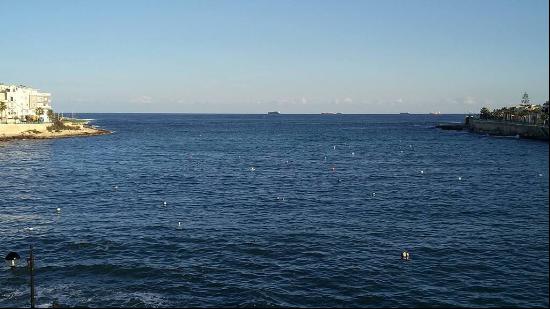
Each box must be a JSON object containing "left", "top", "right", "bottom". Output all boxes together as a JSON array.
[{"left": 1, "top": 0, "right": 548, "bottom": 113}]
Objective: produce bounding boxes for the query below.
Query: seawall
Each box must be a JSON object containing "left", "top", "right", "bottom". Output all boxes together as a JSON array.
[{"left": 466, "top": 118, "right": 549, "bottom": 141}]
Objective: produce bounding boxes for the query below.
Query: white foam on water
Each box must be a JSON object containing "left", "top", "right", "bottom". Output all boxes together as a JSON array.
[
  {"left": 117, "top": 291, "right": 167, "bottom": 307},
  {"left": 1, "top": 286, "right": 27, "bottom": 300},
  {"left": 33, "top": 283, "right": 89, "bottom": 308},
  {"left": 0, "top": 214, "right": 42, "bottom": 222}
]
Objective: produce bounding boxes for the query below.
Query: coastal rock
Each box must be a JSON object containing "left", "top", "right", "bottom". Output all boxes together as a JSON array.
[{"left": 0, "top": 121, "right": 111, "bottom": 142}]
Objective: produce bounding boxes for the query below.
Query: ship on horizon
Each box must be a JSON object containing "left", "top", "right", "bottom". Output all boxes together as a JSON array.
[{"left": 267, "top": 111, "right": 280, "bottom": 115}]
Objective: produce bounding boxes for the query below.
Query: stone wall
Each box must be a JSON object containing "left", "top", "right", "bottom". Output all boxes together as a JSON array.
[{"left": 467, "top": 118, "right": 549, "bottom": 141}]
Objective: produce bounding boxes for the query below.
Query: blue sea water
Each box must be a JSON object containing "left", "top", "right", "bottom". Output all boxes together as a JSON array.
[{"left": 0, "top": 114, "right": 548, "bottom": 307}]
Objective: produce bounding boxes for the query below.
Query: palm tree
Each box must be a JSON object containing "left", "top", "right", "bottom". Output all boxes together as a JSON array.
[
  {"left": 35, "top": 107, "right": 44, "bottom": 123},
  {"left": 0, "top": 101, "right": 6, "bottom": 124},
  {"left": 47, "top": 109, "right": 54, "bottom": 123}
]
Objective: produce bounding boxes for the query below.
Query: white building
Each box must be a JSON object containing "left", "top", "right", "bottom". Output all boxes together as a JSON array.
[{"left": 0, "top": 84, "right": 53, "bottom": 123}]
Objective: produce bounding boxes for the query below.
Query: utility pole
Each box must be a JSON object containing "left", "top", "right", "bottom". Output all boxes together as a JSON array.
[{"left": 28, "top": 245, "right": 35, "bottom": 308}]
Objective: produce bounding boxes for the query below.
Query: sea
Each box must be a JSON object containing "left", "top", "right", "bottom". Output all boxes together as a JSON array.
[{"left": 1, "top": 114, "right": 548, "bottom": 307}]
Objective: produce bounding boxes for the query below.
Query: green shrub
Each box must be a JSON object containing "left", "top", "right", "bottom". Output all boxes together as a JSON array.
[
  {"left": 24, "top": 129, "right": 41, "bottom": 134},
  {"left": 47, "top": 118, "right": 81, "bottom": 132}
]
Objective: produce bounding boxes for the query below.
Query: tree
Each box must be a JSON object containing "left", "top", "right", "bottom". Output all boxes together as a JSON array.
[
  {"left": 480, "top": 107, "right": 491, "bottom": 120},
  {"left": 493, "top": 107, "right": 504, "bottom": 120},
  {"left": 35, "top": 107, "right": 44, "bottom": 123},
  {"left": 47, "top": 109, "right": 54, "bottom": 123},
  {"left": 0, "top": 101, "right": 6, "bottom": 124}
]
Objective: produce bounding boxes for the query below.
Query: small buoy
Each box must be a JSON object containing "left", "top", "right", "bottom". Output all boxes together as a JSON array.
[
  {"left": 420, "top": 170, "right": 424, "bottom": 174},
  {"left": 539, "top": 173, "right": 543, "bottom": 177},
  {"left": 458, "top": 176, "right": 462, "bottom": 181},
  {"left": 56, "top": 207, "right": 61, "bottom": 213},
  {"left": 114, "top": 185, "right": 118, "bottom": 190},
  {"left": 250, "top": 167, "right": 256, "bottom": 172},
  {"left": 331, "top": 167, "right": 336, "bottom": 171},
  {"left": 372, "top": 192, "right": 376, "bottom": 197},
  {"left": 163, "top": 201, "right": 167, "bottom": 206},
  {"left": 401, "top": 250, "right": 410, "bottom": 260},
  {"left": 333, "top": 145, "right": 336, "bottom": 150},
  {"left": 177, "top": 222, "right": 182, "bottom": 230},
  {"left": 352, "top": 152, "right": 355, "bottom": 156}
]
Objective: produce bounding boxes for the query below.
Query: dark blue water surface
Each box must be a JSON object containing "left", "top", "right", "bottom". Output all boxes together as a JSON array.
[{"left": 1, "top": 114, "right": 548, "bottom": 307}]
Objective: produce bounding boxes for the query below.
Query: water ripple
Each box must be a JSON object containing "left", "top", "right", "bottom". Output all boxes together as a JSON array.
[{"left": 1, "top": 114, "right": 548, "bottom": 307}]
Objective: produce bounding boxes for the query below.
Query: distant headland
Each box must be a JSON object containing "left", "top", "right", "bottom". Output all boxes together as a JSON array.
[
  {"left": 437, "top": 92, "right": 549, "bottom": 141},
  {"left": 0, "top": 83, "right": 111, "bottom": 141}
]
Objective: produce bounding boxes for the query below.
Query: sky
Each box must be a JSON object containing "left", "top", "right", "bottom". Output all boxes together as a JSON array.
[{"left": 0, "top": 0, "right": 548, "bottom": 114}]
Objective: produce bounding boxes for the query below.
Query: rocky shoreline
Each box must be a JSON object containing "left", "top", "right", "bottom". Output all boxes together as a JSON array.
[
  {"left": 0, "top": 122, "right": 112, "bottom": 142},
  {"left": 436, "top": 116, "right": 549, "bottom": 141}
]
